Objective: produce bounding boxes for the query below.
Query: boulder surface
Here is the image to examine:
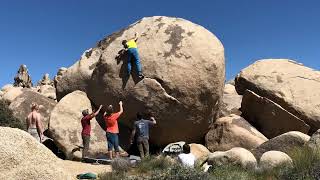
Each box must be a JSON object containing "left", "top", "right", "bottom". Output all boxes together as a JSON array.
[
  {"left": 252, "top": 131, "right": 310, "bottom": 158},
  {"left": 0, "top": 127, "right": 72, "bottom": 180},
  {"left": 235, "top": 59, "right": 320, "bottom": 133},
  {"left": 259, "top": 151, "right": 293, "bottom": 171},
  {"left": 49, "top": 90, "right": 107, "bottom": 160},
  {"left": 205, "top": 114, "right": 267, "bottom": 152},
  {"left": 241, "top": 90, "right": 310, "bottom": 138},
  {"left": 57, "top": 16, "right": 225, "bottom": 146}
]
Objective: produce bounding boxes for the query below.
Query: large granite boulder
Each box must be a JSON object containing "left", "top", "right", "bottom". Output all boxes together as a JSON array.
[
  {"left": 252, "top": 131, "right": 310, "bottom": 159},
  {"left": 189, "top": 143, "right": 210, "bottom": 165},
  {"left": 38, "top": 85, "right": 57, "bottom": 100},
  {"left": 259, "top": 151, "right": 293, "bottom": 171},
  {"left": 9, "top": 90, "right": 56, "bottom": 129},
  {"left": 38, "top": 73, "right": 54, "bottom": 86},
  {"left": 49, "top": 90, "right": 107, "bottom": 160},
  {"left": 241, "top": 90, "right": 310, "bottom": 138},
  {"left": 307, "top": 129, "right": 320, "bottom": 150},
  {"left": 57, "top": 16, "right": 225, "bottom": 146},
  {"left": 235, "top": 59, "right": 320, "bottom": 133},
  {"left": 0, "top": 127, "right": 72, "bottom": 180},
  {"left": 205, "top": 114, "right": 267, "bottom": 152},
  {"left": 207, "top": 147, "right": 257, "bottom": 169}
]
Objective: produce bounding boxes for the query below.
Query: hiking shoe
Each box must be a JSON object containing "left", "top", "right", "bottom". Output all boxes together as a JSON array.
[{"left": 138, "top": 73, "right": 144, "bottom": 79}]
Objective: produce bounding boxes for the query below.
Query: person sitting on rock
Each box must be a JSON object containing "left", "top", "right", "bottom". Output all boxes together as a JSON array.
[
  {"left": 129, "top": 112, "right": 156, "bottom": 158},
  {"left": 81, "top": 105, "right": 103, "bottom": 159},
  {"left": 104, "top": 101, "right": 123, "bottom": 159},
  {"left": 122, "top": 32, "right": 144, "bottom": 79},
  {"left": 177, "top": 144, "right": 195, "bottom": 168},
  {"left": 26, "top": 103, "right": 44, "bottom": 143}
]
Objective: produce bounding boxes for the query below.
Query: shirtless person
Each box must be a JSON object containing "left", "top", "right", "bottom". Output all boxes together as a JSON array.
[{"left": 26, "top": 103, "right": 44, "bottom": 143}]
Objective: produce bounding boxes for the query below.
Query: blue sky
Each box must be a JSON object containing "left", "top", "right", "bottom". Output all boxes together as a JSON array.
[{"left": 1, "top": 0, "right": 319, "bottom": 87}]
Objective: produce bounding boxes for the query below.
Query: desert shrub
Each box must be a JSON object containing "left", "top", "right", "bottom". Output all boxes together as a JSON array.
[
  {"left": 208, "top": 164, "right": 258, "bottom": 180},
  {"left": 136, "top": 155, "right": 174, "bottom": 174},
  {"left": 279, "top": 147, "right": 320, "bottom": 180},
  {"left": 111, "top": 157, "right": 131, "bottom": 173},
  {"left": 0, "top": 99, "right": 25, "bottom": 130},
  {"left": 98, "top": 171, "right": 127, "bottom": 180}
]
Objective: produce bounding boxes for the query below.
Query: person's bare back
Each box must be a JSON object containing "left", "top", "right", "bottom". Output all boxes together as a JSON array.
[{"left": 26, "top": 103, "right": 44, "bottom": 142}]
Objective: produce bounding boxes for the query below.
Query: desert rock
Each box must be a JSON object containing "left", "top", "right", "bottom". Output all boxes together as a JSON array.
[
  {"left": 13, "top": 64, "right": 32, "bottom": 88},
  {"left": 235, "top": 59, "right": 320, "bottom": 133},
  {"left": 259, "top": 151, "right": 293, "bottom": 170},
  {"left": 49, "top": 90, "right": 107, "bottom": 159},
  {"left": 206, "top": 114, "right": 267, "bottom": 152},
  {"left": 241, "top": 90, "right": 310, "bottom": 138}
]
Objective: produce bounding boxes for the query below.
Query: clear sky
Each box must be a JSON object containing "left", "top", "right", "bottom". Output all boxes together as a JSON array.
[{"left": 1, "top": 0, "right": 319, "bottom": 87}]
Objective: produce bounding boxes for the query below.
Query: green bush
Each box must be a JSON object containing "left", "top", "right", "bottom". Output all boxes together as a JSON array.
[{"left": 0, "top": 99, "right": 25, "bottom": 130}]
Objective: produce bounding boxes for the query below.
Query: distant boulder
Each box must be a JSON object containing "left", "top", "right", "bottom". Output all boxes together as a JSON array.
[{"left": 235, "top": 59, "right": 320, "bottom": 133}]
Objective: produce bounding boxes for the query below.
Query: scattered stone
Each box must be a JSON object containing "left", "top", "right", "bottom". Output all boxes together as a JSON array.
[
  {"left": 0, "top": 127, "right": 72, "bottom": 180},
  {"left": 190, "top": 143, "right": 210, "bottom": 165},
  {"left": 207, "top": 147, "right": 257, "bottom": 169},
  {"left": 57, "top": 16, "right": 225, "bottom": 146},
  {"left": 241, "top": 90, "right": 310, "bottom": 138},
  {"left": 9, "top": 90, "right": 56, "bottom": 129},
  {"left": 235, "top": 59, "right": 320, "bottom": 133},
  {"left": 13, "top": 64, "right": 32, "bottom": 88},
  {"left": 205, "top": 114, "right": 267, "bottom": 152},
  {"left": 252, "top": 131, "right": 310, "bottom": 159},
  {"left": 49, "top": 90, "right": 107, "bottom": 160},
  {"left": 259, "top": 151, "right": 293, "bottom": 170}
]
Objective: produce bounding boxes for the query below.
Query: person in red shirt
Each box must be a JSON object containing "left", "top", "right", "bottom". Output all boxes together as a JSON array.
[
  {"left": 104, "top": 101, "right": 123, "bottom": 159},
  {"left": 81, "top": 105, "right": 103, "bottom": 159}
]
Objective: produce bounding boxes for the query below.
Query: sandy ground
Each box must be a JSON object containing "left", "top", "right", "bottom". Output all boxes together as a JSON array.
[{"left": 62, "top": 160, "right": 112, "bottom": 179}]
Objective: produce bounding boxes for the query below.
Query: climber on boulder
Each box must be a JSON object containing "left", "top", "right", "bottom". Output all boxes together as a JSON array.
[{"left": 122, "top": 32, "right": 144, "bottom": 79}]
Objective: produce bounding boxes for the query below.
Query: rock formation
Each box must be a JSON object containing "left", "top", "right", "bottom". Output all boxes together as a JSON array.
[
  {"left": 0, "top": 127, "right": 72, "bottom": 180},
  {"left": 13, "top": 64, "right": 32, "bottom": 88},
  {"left": 54, "top": 67, "right": 67, "bottom": 88},
  {"left": 49, "top": 91, "right": 107, "bottom": 160},
  {"left": 38, "top": 73, "right": 54, "bottom": 86},
  {"left": 207, "top": 147, "right": 257, "bottom": 169},
  {"left": 9, "top": 90, "right": 56, "bottom": 129},
  {"left": 219, "top": 84, "right": 242, "bottom": 117},
  {"left": 235, "top": 59, "right": 320, "bottom": 133},
  {"left": 252, "top": 131, "right": 310, "bottom": 159},
  {"left": 241, "top": 90, "right": 310, "bottom": 138},
  {"left": 259, "top": 151, "right": 293, "bottom": 171},
  {"left": 205, "top": 114, "right": 267, "bottom": 152},
  {"left": 56, "top": 16, "right": 225, "bottom": 146}
]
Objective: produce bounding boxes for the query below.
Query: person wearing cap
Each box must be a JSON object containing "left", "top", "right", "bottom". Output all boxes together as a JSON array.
[
  {"left": 104, "top": 101, "right": 123, "bottom": 159},
  {"left": 81, "top": 105, "right": 103, "bottom": 159},
  {"left": 122, "top": 32, "right": 144, "bottom": 79},
  {"left": 26, "top": 103, "right": 44, "bottom": 143}
]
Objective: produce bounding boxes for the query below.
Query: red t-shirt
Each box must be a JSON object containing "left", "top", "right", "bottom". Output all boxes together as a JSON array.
[
  {"left": 104, "top": 112, "right": 121, "bottom": 133},
  {"left": 81, "top": 114, "right": 93, "bottom": 136}
]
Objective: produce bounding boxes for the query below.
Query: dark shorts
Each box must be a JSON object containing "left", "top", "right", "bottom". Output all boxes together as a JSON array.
[{"left": 106, "top": 132, "right": 119, "bottom": 152}]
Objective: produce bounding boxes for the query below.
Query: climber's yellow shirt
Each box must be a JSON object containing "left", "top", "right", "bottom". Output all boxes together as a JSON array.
[{"left": 126, "top": 39, "right": 137, "bottom": 49}]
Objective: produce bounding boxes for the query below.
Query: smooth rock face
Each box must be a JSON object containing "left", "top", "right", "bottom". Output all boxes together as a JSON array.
[
  {"left": 259, "top": 151, "right": 293, "bottom": 170},
  {"left": 252, "top": 131, "right": 310, "bottom": 159},
  {"left": 189, "top": 143, "right": 210, "bottom": 165},
  {"left": 224, "top": 84, "right": 237, "bottom": 94},
  {"left": 3, "top": 87, "right": 23, "bottom": 103},
  {"left": 0, "top": 127, "right": 72, "bottom": 180},
  {"left": 39, "top": 85, "right": 57, "bottom": 100},
  {"left": 307, "top": 129, "right": 320, "bottom": 150},
  {"left": 49, "top": 91, "right": 107, "bottom": 160},
  {"left": 241, "top": 90, "right": 310, "bottom": 138},
  {"left": 82, "top": 16, "right": 224, "bottom": 146},
  {"left": 220, "top": 84, "right": 242, "bottom": 117},
  {"left": 205, "top": 114, "right": 267, "bottom": 152},
  {"left": 235, "top": 59, "right": 320, "bottom": 133},
  {"left": 207, "top": 147, "right": 257, "bottom": 169},
  {"left": 56, "top": 48, "right": 102, "bottom": 99},
  {"left": 9, "top": 90, "right": 56, "bottom": 129}
]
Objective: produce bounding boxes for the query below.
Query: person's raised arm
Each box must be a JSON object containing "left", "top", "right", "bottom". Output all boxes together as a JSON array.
[
  {"left": 119, "top": 101, "right": 123, "bottom": 115},
  {"left": 92, "top": 105, "right": 103, "bottom": 117}
]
